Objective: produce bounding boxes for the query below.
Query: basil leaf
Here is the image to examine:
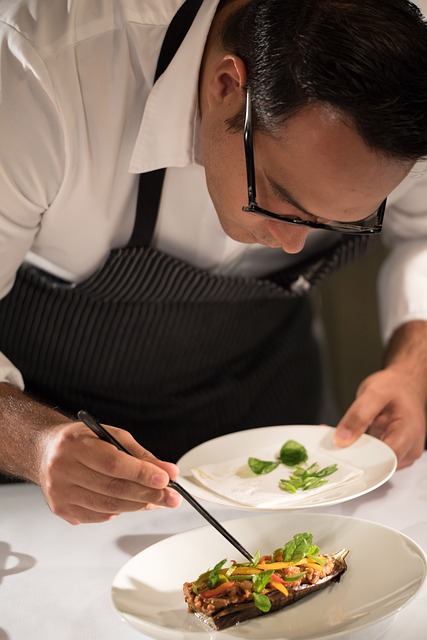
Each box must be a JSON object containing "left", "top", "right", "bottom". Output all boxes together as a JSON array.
[
  {"left": 248, "top": 457, "right": 280, "bottom": 475},
  {"left": 279, "top": 440, "right": 308, "bottom": 467},
  {"left": 253, "top": 593, "right": 271, "bottom": 612},
  {"left": 293, "top": 533, "right": 313, "bottom": 561},
  {"left": 253, "top": 570, "right": 274, "bottom": 593},
  {"left": 282, "top": 533, "right": 313, "bottom": 562},
  {"left": 282, "top": 538, "right": 296, "bottom": 562}
]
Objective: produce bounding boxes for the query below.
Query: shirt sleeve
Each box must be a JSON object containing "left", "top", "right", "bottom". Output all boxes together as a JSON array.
[
  {"left": 0, "top": 23, "right": 65, "bottom": 383},
  {"left": 378, "top": 161, "right": 427, "bottom": 344},
  {"left": 0, "top": 352, "right": 24, "bottom": 389}
]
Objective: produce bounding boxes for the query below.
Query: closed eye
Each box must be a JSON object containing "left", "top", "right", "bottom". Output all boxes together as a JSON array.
[{"left": 268, "top": 180, "right": 323, "bottom": 223}]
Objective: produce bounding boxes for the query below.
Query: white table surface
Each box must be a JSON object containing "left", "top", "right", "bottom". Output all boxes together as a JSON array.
[{"left": 1, "top": 452, "right": 426, "bottom": 640}]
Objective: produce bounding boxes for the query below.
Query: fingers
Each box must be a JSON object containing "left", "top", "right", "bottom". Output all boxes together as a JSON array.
[
  {"left": 334, "top": 390, "right": 384, "bottom": 448},
  {"left": 39, "top": 422, "right": 183, "bottom": 524},
  {"left": 378, "top": 417, "right": 425, "bottom": 469},
  {"left": 76, "top": 431, "right": 173, "bottom": 488},
  {"left": 47, "top": 458, "right": 179, "bottom": 517},
  {"left": 102, "top": 425, "right": 180, "bottom": 480},
  {"left": 48, "top": 479, "right": 180, "bottom": 525},
  {"left": 333, "top": 370, "right": 426, "bottom": 469}
]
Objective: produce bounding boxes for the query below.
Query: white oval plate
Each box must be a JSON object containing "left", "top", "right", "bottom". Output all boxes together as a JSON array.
[
  {"left": 111, "top": 512, "right": 426, "bottom": 640},
  {"left": 176, "top": 425, "right": 397, "bottom": 510}
]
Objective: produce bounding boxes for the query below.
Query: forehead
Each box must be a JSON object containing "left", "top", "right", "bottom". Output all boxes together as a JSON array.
[
  {"left": 253, "top": 103, "right": 412, "bottom": 216},
  {"left": 259, "top": 103, "right": 376, "bottom": 173}
]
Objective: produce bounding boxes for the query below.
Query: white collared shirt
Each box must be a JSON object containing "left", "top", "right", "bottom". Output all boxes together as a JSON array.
[{"left": 1, "top": 0, "right": 427, "bottom": 386}]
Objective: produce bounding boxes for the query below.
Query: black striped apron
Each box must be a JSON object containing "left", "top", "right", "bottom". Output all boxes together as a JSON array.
[{"left": 0, "top": 0, "right": 372, "bottom": 462}]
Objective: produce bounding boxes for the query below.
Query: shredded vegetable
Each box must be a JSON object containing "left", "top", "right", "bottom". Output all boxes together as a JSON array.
[{"left": 191, "top": 532, "right": 329, "bottom": 612}]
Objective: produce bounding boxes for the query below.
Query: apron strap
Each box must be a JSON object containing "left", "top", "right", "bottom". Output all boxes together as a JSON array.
[{"left": 128, "top": 0, "right": 205, "bottom": 248}]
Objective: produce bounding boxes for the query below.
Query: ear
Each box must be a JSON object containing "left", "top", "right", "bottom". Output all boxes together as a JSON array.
[{"left": 204, "top": 55, "right": 247, "bottom": 109}]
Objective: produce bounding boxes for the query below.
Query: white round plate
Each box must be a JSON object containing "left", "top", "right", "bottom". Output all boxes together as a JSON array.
[
  {"left": 176, "top": 425, "right": 397, "bottom": 510},
  {"left": 111, "top": 512, "right": 426, "bottom": 640}
]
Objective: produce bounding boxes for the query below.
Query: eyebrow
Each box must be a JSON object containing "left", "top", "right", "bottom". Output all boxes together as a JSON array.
[
  {"left": 267, "top": 175, "right": 381, "bottom": 223},
  {"left": 267, "top": 176, "right": 321, "bottom": 222}
]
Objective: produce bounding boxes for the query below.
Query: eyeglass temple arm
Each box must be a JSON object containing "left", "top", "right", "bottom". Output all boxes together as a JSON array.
[{"left": 244, "top": 87, "right": 257, "bottom": 205}]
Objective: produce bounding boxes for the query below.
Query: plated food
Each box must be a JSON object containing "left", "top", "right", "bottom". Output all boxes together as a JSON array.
[
  {"left": 183, "top": 532, "right": 349, "bottom": 630},
  {"left": 177, "top": 425, "right": 397, "bottom": 510},
  {"left": 111, "top": 513, "right": 425, "bottom": 640},
  {"left": 248, "top": 439, "right": 339, "bottom": 494}
]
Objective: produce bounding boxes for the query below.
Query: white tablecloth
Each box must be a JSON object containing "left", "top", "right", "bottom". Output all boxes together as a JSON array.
[{"left": 1, "top": 452, "right": 426, "bottom": 640}]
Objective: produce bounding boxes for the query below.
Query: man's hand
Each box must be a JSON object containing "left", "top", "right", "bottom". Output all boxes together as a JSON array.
[
  {"left": 0, "top": 382, "right": 182, "bottom": 524},
  {"left": 334, "top": 321, "right": 427, "bottom": 469},
  {"left": 38, "top": 421, "right": 182, "bottom": 524},
  {"left": 334, "top": 368, "right": 426, "bottom": 468}
]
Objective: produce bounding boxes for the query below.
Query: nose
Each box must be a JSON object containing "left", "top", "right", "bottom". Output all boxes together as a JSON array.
[{"left": 267, "top": 220, "right": 310, "bottom": 254}]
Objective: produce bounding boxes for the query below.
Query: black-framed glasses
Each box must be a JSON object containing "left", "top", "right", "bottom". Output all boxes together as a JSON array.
[{"left": 242, "top": 87, "right": 386, "bottom": 235}]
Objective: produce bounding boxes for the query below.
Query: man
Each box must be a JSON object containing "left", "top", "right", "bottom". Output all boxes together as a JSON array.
[{"left": 1, "top": 0, "right": 427, "bottom": 524}]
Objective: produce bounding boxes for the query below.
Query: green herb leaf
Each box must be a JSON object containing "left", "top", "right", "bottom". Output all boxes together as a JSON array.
[
  {"left": 192, "top": 570, "right": 210, "bottom": 595},
  {"left": 278, "top": 479, "right": 298, "bottom": 493},
  {"left": 279, "top": 440, "right": 308, "bottom": 467},
  {"left": 282, "top": 533, "right": 313, "bottom": 562},
  {"left": 272, "top": 547, "right": 283, "bottom": 561},
  {"left": 207, "top": 559, "right": 227, "bottom": 588},
  {"left": 280, "top": 534, "right": 325, "bottom": 566},
  {"left": 302, "top": 477, "right": 328, "bottom": 491},
  {"left": 253, "top": 593, "right": 271, "bottom": 612},
  {"left": 307, "top": 552, "right": 326, "bottom": 566},
  {"left": 253, "top": 570, "right": 274, "bottom": 593},
  {"left": 303, "top": 462, "right": 320, "bottom": 476},
  {"left": 247, "top": 440, "right": 339, "bottom": 495},
  {"left": 278, "top": 454, "right": 338, "bottom": 495},
  {"left": 225, "top": 566, "right": 235, "bottom": 578},
  {"left": 248, "top": 457, "right": 280, "bottom": 475},
  {"left": 290, "top": 466, "right": 306, "bottom": 477},
  {"left": 316, "top": 463, "right": 339, "bottom": 478}
]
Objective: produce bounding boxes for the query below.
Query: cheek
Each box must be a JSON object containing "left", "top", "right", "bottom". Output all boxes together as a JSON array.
[
  {"left": 203, "top": 124, "right": 247, "bottom": 203},
  {"left": 205, "top": 162, "right": 248, "bottom": 225}
]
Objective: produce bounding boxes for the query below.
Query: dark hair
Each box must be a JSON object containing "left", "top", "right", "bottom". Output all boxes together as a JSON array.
[{"left": 221, "top": 0, "right": 427, "bottom": 161}]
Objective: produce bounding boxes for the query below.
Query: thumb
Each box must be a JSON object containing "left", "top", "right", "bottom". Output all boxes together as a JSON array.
[
  {"left": 334, "top": 418, "right": 359, "bottom": 447},
  {"left": 334, "top": 394, "right": 379, "bottom": 448}
]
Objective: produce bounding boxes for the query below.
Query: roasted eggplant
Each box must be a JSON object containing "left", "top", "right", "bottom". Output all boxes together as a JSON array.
[{"left": 183, "top": 533, "right": 349, "bottom": 631}]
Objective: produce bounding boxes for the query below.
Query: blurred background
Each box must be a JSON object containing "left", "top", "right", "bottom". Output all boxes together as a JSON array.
[{"left": 317, "top": 238, "right": 386, "bottom": 415}]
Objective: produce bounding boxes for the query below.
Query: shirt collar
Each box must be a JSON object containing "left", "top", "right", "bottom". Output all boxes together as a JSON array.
[{"left": 129, "top": 0, "right": 220, "bottom": 174}]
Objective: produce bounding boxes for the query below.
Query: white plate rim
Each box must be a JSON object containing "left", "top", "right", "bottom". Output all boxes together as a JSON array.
[
  {"left": 176, "top": 425, "right": 397, "bottom": 510},
  {"left": 111, "top": 512, "right": 426, "bottom": 640}
]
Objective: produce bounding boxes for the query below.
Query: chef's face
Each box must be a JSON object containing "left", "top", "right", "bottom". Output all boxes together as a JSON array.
[{"left": 199, "top": 59, "right": 412, "bottom": 254}]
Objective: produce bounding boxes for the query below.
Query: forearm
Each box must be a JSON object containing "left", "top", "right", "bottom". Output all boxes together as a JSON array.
[
  {"left": 0, "top": 382, "right": 70, "bottom": 483},
  {"left": 383, "top": 320, "right": 427, "bottom": 402}
]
